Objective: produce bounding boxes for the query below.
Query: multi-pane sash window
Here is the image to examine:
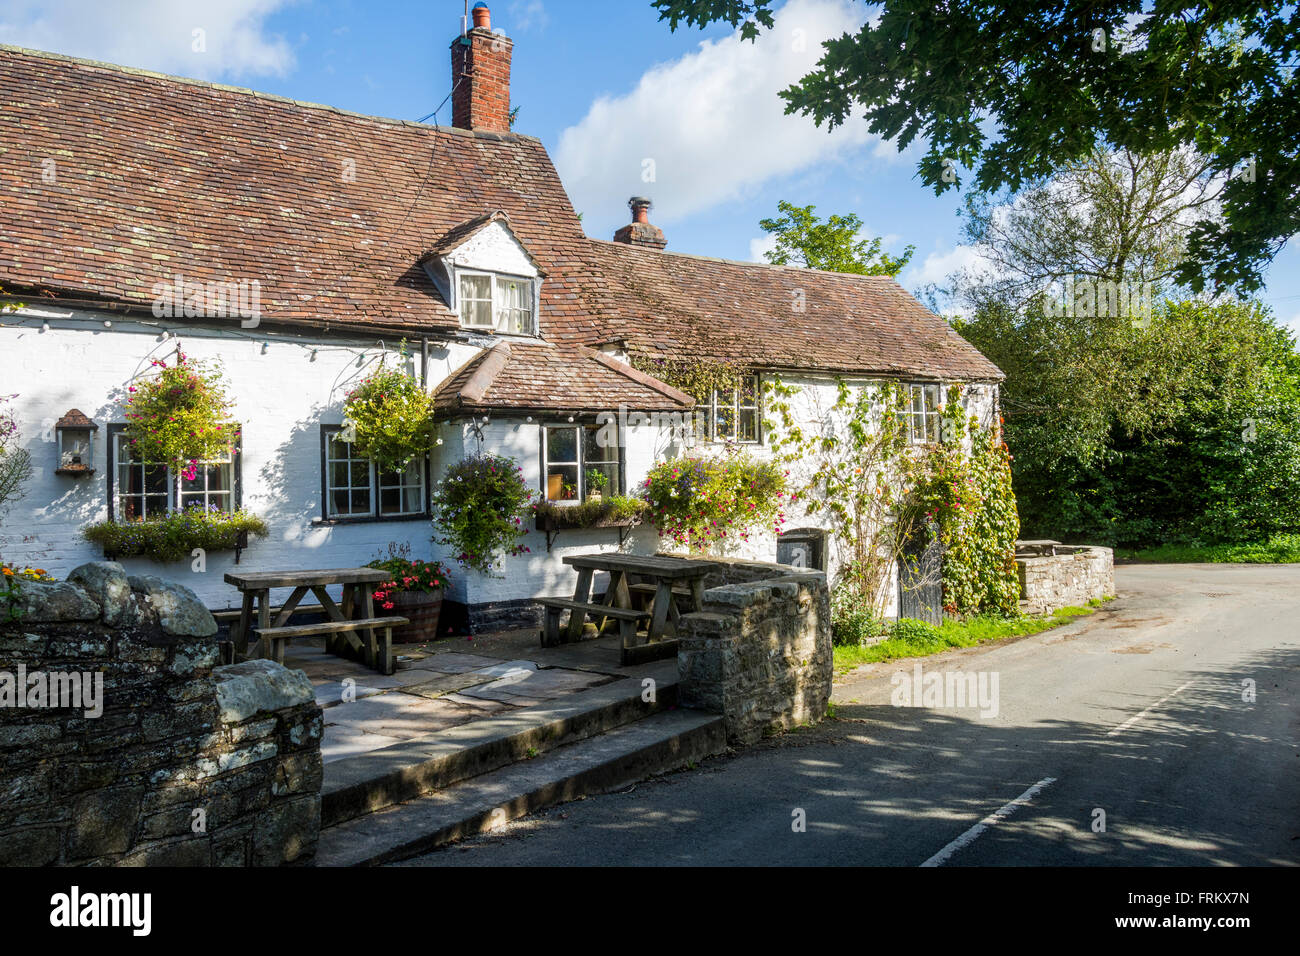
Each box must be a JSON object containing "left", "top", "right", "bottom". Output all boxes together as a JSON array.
[
  {"left": 457, "top": 272, "right": 535, "bottom": 334},
  {"left": 708, "top": 373, "right": 761, "bottom": 443},
  {"left": 543, "top": 425, "right": 621, "bottom": 503},
  {"left": 908, "top": 384, "right": 942, "bottom": 444},
  {"left": 110, "top": 429, "right": 237, "bottom": 519},
  {"left": 323, "top": 428, "right": 427, "bottom": 519}
]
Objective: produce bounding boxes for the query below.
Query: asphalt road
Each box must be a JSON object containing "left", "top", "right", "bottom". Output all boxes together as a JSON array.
[{"left": 402, "top": 564, "right": 1300, "bottom": 866}]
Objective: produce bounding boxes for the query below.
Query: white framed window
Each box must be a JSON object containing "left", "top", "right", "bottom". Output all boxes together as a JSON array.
[
  {"left": 708, "top": 373, "right": 761, "bottom": 443},
  {"left": 542, "top": 424, "right": 622, "bottom": 503},
  {"left": 495, "top": 276, "right": 533, "bottom": 334},
  {"left": 456, "top": 271, "right": 536, "bottom": 334},
  {"left": 109, "top": 427, "right": 238, "bottom": 519},
  {"left": 907, "top": 384, "right": 942, "bottom": 444},
  {"left": 322, "top": 427, "right": 428, "bottom": 520},
  {"left": 458, "top": 273, "right": 494, "bottom": 328}
]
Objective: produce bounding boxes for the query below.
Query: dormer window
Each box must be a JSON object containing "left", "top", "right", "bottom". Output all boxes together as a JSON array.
[
  {"left": 457, "top": 272, "right": 534, "bottom": 334},
  {"left": 424, "top": 211, "right": 545, "bottom": 338}
]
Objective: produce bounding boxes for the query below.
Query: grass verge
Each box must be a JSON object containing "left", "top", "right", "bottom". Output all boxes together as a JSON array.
[
  {"left": 833, "top": 599, "right": 1111, "bottom": 674},
  {"left": 1116, "top": 533, "right": 1300, "bottom": 564}
]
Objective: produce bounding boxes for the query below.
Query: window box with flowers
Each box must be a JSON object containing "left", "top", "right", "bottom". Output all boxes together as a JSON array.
[
  {"left": 366, "top": 543, "right": 451, "bottom": 643},
  {"left": 533, "top": 495, "right": 648, "bottom": 550}
]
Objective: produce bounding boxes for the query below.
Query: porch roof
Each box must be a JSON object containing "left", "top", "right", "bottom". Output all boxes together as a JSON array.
[{"left": 432, "top": 341, "right": 694, "bottom": 416}]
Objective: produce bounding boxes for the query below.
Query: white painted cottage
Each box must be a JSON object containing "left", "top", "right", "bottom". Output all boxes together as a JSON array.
[{"left": 0, "top": 6, "right": 1002, "bottom": 631}]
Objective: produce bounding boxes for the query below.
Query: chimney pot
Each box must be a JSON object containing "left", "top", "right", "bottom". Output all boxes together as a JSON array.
[{"left": 471, "top": 3, "right": 491, "bottom": 30}]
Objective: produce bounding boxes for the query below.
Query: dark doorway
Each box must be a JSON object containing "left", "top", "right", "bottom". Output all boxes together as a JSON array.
[
  {"left": 897, "top": 525, "right": 944, "bottom": 625},
  {"left": 777, "top": 529, "right": 826, "bottom": 571}
]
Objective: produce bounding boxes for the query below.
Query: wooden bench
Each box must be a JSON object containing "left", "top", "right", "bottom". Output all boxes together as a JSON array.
[
  {"left": 536, "top": 597, "right": 648, "bottom": 648},
  {"left": 252, "top": 617, "right": 408, "bottom": 676},
  {"left": 214, "top": 604, "right": 326, "bottom": 661}
]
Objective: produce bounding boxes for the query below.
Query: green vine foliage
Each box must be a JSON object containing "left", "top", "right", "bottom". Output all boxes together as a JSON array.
[
  {"left": 767, "top": 377, "right": 913, "bottom": 611},
  {"left": 629, "top": 355, "right": 744, "bottom": 402},
  {"left": 431, "top": 455, "right": 536, "bottom": 575},
  {"left": 124, "top": 352, "right": 237, "bottom": 473},
  {"left": 343, "top": 364, "right": 437, "bottom": 471},
  {"left": 901, "top": 391, "right": 1021, "bottom": 617},
  {"left": 768, "top": 378, "right": 1021, "bottom": 620}
]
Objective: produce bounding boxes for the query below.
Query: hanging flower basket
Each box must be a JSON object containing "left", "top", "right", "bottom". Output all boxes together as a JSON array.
[
  {"left": 124, "top": 352, "right": 238, "bottom": 474},
  {"left": 342, "top": 365, "right": 437, "bottom": 471}
]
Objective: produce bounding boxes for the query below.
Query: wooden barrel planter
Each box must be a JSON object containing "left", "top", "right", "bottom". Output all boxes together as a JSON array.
[{"left": 382, "top": 590, "right": 444, "bottom": 643}]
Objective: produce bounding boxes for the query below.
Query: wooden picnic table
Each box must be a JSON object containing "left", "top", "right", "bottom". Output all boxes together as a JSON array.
[
  {"left": 224, "top": 567, "right": 396, "bottom": 673},
  {"left": 540, "top": 553, "right": 716, "bottom": 665}
]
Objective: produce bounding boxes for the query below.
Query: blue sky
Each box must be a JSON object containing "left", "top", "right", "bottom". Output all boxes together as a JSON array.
[{"left": 3, "top": 0, "right": 1297, "bottom": 329}]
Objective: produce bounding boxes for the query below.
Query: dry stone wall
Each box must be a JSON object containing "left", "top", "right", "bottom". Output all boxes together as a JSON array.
[
  {"left": 0, "top": 562, "right": 322, "bottom": 866},
  {"left": 1015, "top": 542, "right": 1115, "bottom": 614},
  {"left": 677, "top": 557, "right": 832, "bottom": 746}
]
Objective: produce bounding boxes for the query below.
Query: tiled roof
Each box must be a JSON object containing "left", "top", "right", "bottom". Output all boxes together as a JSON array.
[
  {"left": 562, "top": 240, "right": 1004, "bottom": 382},
  {"left": 0, "top": 45, "right": 591, "bottom": 336},
  {"left": 433, "top": 341, "right": 694, "bottom": 415},
  {"left": 0, "top": 44, "right": 1001, "bottom": 382}
]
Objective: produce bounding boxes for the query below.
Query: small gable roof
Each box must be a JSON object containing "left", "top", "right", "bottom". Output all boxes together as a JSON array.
[
  {"left": 433, "top": 341, "right": 693, "bottom": 415},
  {"left": 423, "top": 211, "right": 545, "bottom": 274}
]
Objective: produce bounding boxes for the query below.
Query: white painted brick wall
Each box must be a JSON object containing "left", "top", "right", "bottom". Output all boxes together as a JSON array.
[{"left": 0, "top": 305, "right": 998, "bottom": 621}]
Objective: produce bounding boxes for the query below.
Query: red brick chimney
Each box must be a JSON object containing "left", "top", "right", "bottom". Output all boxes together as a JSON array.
[
  {"left": 613, "top": 197, "right": 667, "bottom": 250},
  {"left": 451, "top": 3, "right": 512, "bottom": 133}
]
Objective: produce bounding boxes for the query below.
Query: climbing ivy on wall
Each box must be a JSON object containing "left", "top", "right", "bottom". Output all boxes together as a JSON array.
[
  {"left": 768, "top": 378, "right": 1021, "bottom": 619},
  {"left": 901, "top": 388, "right": 1021, "bottom": 617},
  {"left": 629, "top": 355, "right": 744, "bottom": 402}
]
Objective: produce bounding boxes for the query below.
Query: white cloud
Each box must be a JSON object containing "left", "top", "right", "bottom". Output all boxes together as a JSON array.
[
  {"left": 749, "top": 234, "right": 778, "bottom": 263},
  {"left": 0, "top": 0, "right": 296, "bottom": 80},
  {"left": 902, "top": 244, "right": 991, "bottom": 289},
  {"left": 555, "top": 0, "right": 877, "bottom": 235},
  {"left": 507, "top": 0, "right": 549, "bottom": 33}
]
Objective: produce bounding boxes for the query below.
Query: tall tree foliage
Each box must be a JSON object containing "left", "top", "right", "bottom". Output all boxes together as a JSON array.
[
  {"left": 653, "top": 0, "right": 1300, "bottom": 292},
  {"left": 759, "top": 201, "right": 913, "bottom": 276},
  {"left": 954, "top": 148, "right": 1224, "bottom": 311}
]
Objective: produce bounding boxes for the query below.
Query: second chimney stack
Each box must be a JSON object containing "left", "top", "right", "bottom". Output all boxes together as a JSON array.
[{"left": 614, "top": 197, "right": 667, "bottom": 250}]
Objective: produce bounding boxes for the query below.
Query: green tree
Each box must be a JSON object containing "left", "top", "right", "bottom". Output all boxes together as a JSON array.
[
  {"left": 962, "top": 298, "right": 1300, "bottom": 546},
  {"left": 652, "top": 1, "right": 1299, "bottom": 293},
  {"left": 759, "top": 201, "right": 913, "bottom": 276},
  {"left": 954, "top": 148, "right": 1224, "bottom": 312}
]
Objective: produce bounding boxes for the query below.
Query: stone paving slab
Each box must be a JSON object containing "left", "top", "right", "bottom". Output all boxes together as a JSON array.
[
  {"left": 404, "top": 652, "right": 507, "bottom": 673},
  {"left": 440, "top": 693, "right": 512, "bottom": 714},
  {"left": 321, "top": 694, "right": 473, "bottom": 737},
  {"left": 322, "top": 726, "right": 408, "bottom": 763},
  {"left": 399, "top": 672, "right": 498, "bottom": 701}
]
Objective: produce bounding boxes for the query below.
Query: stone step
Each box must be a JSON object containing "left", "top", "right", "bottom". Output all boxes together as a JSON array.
[
  {"left": 321, "top": 675, "right": 678, "bottom": 828},
  {"left": 316, "top": 708, "right": 726, "bottom": 866}
]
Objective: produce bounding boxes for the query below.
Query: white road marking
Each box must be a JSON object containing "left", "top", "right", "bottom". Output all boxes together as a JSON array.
[
  {"left": 1106, "top": 679, "right": 1196, "bottom": 737},
  {"left": 920, "top": 776, "right": 1058, "bottom": 867}
]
